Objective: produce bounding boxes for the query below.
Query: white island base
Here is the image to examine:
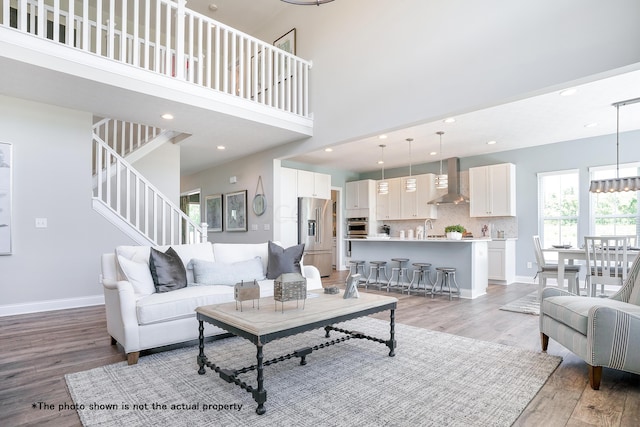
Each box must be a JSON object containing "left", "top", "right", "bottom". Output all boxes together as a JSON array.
[{"left": 348, "top": 238, "right": 489, "bottom": 299}]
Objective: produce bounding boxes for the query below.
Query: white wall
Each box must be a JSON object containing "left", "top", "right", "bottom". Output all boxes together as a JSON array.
[
  {"left": 132, "top": 142, "right": 181, "bottom": 205},
  {"left": 0, "top": 96, "right": 135, "bottom": 313},
  {"left": 257, "top": 0, "right": 640, "bottom": 157}
]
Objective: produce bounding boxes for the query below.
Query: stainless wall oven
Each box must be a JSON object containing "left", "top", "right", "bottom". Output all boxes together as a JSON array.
[{"left": 347, "top": 217, "right": 369, "bottom": 238}]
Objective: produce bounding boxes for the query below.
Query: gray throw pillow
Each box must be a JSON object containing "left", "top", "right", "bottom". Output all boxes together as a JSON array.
[
  {"left": 266, "top": 241, "right": 305, "bottom": 279},
  {"left": 190, "top": 257, "right": 265, "bottom": 285},
  {"left": 149, "top": 247, "right": 187, "bottom": 293}
]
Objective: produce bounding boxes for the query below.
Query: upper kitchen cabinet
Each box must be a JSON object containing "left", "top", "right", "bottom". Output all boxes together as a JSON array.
[
  {"left": 376, "top": 177, "right": 401, "bottom": 220},
  {"left": 297, "top": 170, "right": 331, "bottom": 199},
  {"left": 469, "top": 163, "right": 516, "bottom": 217},
  {"left": 346, "top": 179, "right": 376, "bottom": 218},
  {"left": 400, "top": 174, "right": 438, "bottom": 220}
]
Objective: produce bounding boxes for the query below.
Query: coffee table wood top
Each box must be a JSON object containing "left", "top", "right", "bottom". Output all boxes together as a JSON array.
[{"left": 196, "top": 291, "right": 397, "bottom": 337}]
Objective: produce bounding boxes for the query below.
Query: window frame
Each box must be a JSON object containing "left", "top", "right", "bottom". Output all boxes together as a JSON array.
[{"left": 537, "top": 169, "right": 580, "bottom": 248}]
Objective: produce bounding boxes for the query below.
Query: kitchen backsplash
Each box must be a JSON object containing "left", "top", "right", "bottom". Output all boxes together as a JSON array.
[{"left": 372, "top": 170, "right": 518, "bottom": 238}]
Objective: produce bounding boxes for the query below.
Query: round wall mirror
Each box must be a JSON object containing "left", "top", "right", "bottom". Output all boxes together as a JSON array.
[{"left": 252, "top": 194, "right": 267, "bottom": 216}]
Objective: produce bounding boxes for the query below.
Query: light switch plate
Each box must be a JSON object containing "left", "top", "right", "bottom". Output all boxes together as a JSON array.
[
  {"left": 251, "top": 224, "right": 258, "bottom": 231},
  {"left": 263, "top": 224, "right": 270, "bottom": 231},
  {"left": 35, "top": 218, "right": 48, "bottom": 228}
]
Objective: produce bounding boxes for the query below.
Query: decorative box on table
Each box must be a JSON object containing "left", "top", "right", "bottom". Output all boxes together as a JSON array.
[
  {"left": 274, "top": 273, "right": 307, "bottom": 312},
  {"left": 234, "top": 280, "right": 260, "bottom": 311}
]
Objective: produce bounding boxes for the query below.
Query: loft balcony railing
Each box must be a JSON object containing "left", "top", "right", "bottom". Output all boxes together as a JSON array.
[{"left": 1, "top": 0, "right": 312, "bottom": 119}]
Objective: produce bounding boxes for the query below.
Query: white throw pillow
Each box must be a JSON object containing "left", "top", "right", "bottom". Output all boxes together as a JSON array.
[
  {"left": 190, "top": 256, "right": 265, "bottom": 286},
  {"left": 117, "top": 255, "right": 156, "bottom": 295}
]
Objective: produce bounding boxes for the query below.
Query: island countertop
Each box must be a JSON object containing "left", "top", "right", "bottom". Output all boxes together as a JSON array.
[{"left": 347, "top": 238, "right": 489, "bottom": 299}]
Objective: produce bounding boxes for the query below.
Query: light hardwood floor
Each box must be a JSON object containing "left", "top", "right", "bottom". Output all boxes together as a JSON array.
[{"left": 1, "top": 271, "right": 639, "bottom": 426}]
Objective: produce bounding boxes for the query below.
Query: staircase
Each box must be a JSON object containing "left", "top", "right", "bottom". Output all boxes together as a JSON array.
[{"left": 92, "top": 118, "right": 206, "bottom": 246}]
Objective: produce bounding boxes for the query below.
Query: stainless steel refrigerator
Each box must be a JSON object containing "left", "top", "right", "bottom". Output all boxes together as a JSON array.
[{"left": 298, "top": 197, "right": 333, "bottom": 277}]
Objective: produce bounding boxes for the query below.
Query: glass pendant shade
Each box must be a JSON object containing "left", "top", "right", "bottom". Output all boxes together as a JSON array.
[
  {"left": 435, "top": 174, "right": 448, "bottom": 189},
  {"left": 378, "top": 144, "right": 388, "bottom": 195},
  {"left": 589, "top": 97, "right": 640, "bottom": 193},
  {"left": 405, "top": 138, "right": 416, "bottom": 192}
]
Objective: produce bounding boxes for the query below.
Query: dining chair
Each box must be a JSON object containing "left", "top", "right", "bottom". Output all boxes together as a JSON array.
[
  {"left": 584, "top": 235, "right": 630, "bottom": 297},
  {"left": 532, "top": 235, "right": 580, "bottom": 299}
]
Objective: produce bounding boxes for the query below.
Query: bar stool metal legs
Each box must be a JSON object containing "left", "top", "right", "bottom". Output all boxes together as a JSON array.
[
  {"left": 346, "top": 260, "right": 366, "bottom": 287},
  {"left": 387, "top": 258, "right": 410, "bottom": 292},
  {"left": 365, "top": 261, "right": 389, "bottom": 290},
  {"left": 433, "top": 267, "right": 460, "bottom": 300},
  {"left": 407, "top": 263, "right": 434, "bottom": 296}
]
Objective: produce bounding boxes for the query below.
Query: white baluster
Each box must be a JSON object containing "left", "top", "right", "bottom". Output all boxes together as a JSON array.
[
  {"left": 164, "top": 1, "right": 171, "bottom": 76},
  {"left": 67, "top": 0, "right": 74, "bottom": 46},
  {"left": 82, "top": 0, "right": 89, "bottom": 50}
]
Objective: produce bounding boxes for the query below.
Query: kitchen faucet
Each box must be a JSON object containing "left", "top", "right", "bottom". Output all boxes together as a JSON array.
[{"left": 424, "top": 219, "right": 434, "bottom": 239}]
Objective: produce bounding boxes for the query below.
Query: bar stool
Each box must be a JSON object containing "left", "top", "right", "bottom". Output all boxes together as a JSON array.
[
  {"left": 407, "top": 263, "right": 433, "bottom": 296},
  {"left": 346, "top": 260, "right": 366, "bottom": 287},
  {"left": 433, "top": 267, "right": 460, "bottom": 300},
  {"left": 365, "top": 261, "right": 389, "bottom": 290},
  {"left": 387, "top": 258, "right": 410, "bottom": 292}
]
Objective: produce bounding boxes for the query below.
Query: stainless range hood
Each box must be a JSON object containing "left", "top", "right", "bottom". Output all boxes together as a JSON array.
[{"left": 428, "top": 157, "right": 469, "bottom": 204}]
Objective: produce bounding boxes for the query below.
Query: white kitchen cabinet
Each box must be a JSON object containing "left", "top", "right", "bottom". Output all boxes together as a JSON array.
[
  {"left": 400, "top": 174, "right": 438, "bottom": 219},
  {"left": 376, "top": 177, "right": 401, "bottom": 220},
  {"left": 346, "top": 179, "right": 376, "bottom": 218},
  {"left": 469, "top": 163, "right": 516, "bottom": 217},
  {"left": 488, "top": 239, "right": 516, "bottom": 284},
  {"left": 297, "top": 169, "right": 331, "bottom": 199}
]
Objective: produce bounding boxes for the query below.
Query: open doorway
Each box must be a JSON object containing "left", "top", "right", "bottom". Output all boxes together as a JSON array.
[{"left": 180, "top": 189, "right": 201, "bottom": 240}]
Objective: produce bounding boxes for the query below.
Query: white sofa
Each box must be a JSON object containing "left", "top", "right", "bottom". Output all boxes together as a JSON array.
[{"left": 101, "top": 241, "right": 322, "bottom": 364}]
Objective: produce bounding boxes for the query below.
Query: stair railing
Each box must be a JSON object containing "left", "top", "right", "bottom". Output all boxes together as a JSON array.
[{"left": 92, "top": 129, "right": 206, "bottom": 246}]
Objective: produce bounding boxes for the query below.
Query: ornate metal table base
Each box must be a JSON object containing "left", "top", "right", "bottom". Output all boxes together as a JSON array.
[{"left": 197, "top": 309, "right": 396, "bottom": 415}]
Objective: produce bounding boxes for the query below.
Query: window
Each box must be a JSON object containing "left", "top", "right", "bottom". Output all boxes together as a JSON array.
[
  {"left": 538, "top": 170, "right": 579, "bottom": 247},
  {"left": 590, "top": 163, "right": 640, "bottom": 238}
]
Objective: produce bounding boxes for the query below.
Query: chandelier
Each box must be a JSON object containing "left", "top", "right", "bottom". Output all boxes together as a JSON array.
[
  {"left": 435, "top": 131, "right": 448, "bottom": 189},
  {"left": 281, "top": 0, "right": 334, "bottom": 5},
  {"left": 377, "top": 144, "right": 388, "bottom": 195},
  {"left": 589, "top": 97, "right": 640, "bottom": 193},
  {"left": 405, "top": 138, "right": 416, "bottom": 192}
]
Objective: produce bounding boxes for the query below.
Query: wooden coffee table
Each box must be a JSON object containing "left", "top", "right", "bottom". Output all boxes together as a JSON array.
[{"left": 195, "top": 291, "right": 398, "bottom": 415}]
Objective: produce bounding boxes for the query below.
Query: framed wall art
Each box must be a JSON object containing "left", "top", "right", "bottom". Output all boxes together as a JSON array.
[
  {"left": 0, "top": 142, "right": 12, "bottom": 255},
  {"left": 225, "top": 190, "right": 248, "bottom": 232},
  {"left": 273, "top": 28, "right": 296, "bottom": 54},
  {"left": 205, "top": 194, "right": 223, "bottom": 232}
]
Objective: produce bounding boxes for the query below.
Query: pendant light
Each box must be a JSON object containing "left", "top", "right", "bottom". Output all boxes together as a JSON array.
[
  {"left": 435, "top": 131, "right": 448, "bottom": 189},
  {"left": 589, "top": 97, "right": 640, "bottom": 193},
  {"left": 377, "top": 144, "right": 388, "bottom": 195},
  {"left": 405, "top": 138, "right": 417, "bottom": 192}
]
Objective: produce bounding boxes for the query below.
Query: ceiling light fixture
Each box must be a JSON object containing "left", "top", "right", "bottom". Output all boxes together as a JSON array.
[
  {"left": 324, "top": 148, "right": 333, "bottom": 152},
  {"left": 435, "top": 131, "right": 448, "bottom": 189},
  {"left": 281, "top": 0, "right": 334, "bottom": 5},
  {"left": 378, "top": 134, "right": 388, "bottom": 140},
  {"left": 161, "top": 113, "right": 174, "bottom": 120},
  {"left": 217, "top": 145, "right": 226, "bottom": 150},
  {"left": 559, "top": 88, "right": 577, "bottom": 97},
  {"left": 443, "top": 117, "right": 456, "bottom": 123},
  {"left": 589, "top": 97, "right": 640, "bottom": 193},
  {"left": 487, "top": 140, "right": 497, "bottom": 145},
  {"left": 405, "top": 138, "right": 416, "bottom": 192},
  {"left": 377, "top": 144, "right": 388, "bottom": 195},
  {"left": 584, "top": 122, "right": 598, "bottom": 128}
]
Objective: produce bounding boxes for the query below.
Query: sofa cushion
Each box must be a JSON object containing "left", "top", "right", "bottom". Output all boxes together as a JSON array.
[
  {"left": 136, "top": 280, "right": 275, "bottom": 325},
  {"left": 213, "top": 242, "right": 269, "bottom": 274},
  {"left": 116, "top": 242, "right": 214, "bottom": 283},
  {"left": 542, "top": 295, "right": 640, "bottom": 335},
  {"left": 149, "top": 247, "right": 187, "bottom": 293},
  {"left": 116, "top": 255, "right": 156, "bottom": 295},
  {"left": 190, "top": 257, "right": 265, "bottom": 285},
  {"left": 266, "top": 241, "right": 305, "bottom": 279}
]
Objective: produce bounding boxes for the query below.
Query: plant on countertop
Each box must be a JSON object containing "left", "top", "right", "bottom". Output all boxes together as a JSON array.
[{"left": 445, "top": 225, "right": 466, "bottom": 234}]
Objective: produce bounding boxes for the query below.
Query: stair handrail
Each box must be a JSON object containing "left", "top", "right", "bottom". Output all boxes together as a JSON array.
[
  {"left": 93, "top": 118, "right": 164, "bottom": 160},
  {"left": 93, "top": 131, "right": 207, "bottom": 245}
]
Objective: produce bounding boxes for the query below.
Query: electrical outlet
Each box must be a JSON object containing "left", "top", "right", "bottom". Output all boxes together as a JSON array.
[
  {"left": 35, "top": 218, "right": 48, "bottom": 228},
  {"left": 527, "top": 261, "right": 533, "bottom": 268},
  {"left": 263, "top": 224, "right": 270, "bottom": 231}
]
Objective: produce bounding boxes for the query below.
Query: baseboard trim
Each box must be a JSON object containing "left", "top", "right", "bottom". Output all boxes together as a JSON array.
[{"left": 0, "top": 295, "right": 105, "bottom": 317}]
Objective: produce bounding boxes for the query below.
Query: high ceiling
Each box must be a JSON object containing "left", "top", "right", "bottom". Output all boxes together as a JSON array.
[{"left": 188, "top": 1, "right": 640, "bottom": 174}]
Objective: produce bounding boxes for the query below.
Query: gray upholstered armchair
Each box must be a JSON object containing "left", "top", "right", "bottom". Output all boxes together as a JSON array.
[{"left": 540, "top": 254, "right": 640, "bottom": 389}]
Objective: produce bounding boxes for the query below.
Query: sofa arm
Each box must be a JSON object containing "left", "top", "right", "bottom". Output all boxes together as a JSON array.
[
  {"left": 541, "top": 287, "right": 575, "bottom": 300},
  {"left": 103, "top": 279, "right": 140, "bottom": 353},
  {"left": 588, "top": 305, "right": 640, "bottom": 373}
]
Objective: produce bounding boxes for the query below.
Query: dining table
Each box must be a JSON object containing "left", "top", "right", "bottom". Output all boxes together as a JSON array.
[{"left": 543, "top": 246, "right": 640, "bottom": 293}]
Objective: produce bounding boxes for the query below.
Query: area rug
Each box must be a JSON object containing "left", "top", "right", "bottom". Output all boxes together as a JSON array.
[
  {"left": 65, "top": 317, "right": 560, "bottom": 427},
  {"left": 499, "top": 292, "right": 540, "bottom": 315}
]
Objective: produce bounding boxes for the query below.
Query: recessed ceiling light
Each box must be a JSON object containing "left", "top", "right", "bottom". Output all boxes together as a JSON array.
[
  {"left": 377, "top": 160, "right": 384, "bottom": 165},
  {"left": 430, "top": 151, "right": 437, "bottom": 156},
  {"left": 324, "top": 148, "right": 333, "bottom": 152},
  {"left": 378, "top": 135, "right": 388, "bottom": 140},
  {"left": 161, "top": 113, "right": 174, "bottom": 120},
  {"left": 217, "top": 145, "right": 226, "bottom": 150},
  {"left": 487, "top": 140, "right": 497, "bottom": 145},
  {"left": 208, "top": 4, "right": 218, "bottom": 12},
  {"left": 443, "top": 117, "right": 456, "bottom": 123},
  {"left": 559, "top": 88, "right": 577, "bottom": 97},
  {"left": 584, "top": 122, "right": 598, "bottom": 128}
]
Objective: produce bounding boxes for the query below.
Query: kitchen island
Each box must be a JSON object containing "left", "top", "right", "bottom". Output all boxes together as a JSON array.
[{"left": 347, "top": 237, "right": 490, "bottom": 299}]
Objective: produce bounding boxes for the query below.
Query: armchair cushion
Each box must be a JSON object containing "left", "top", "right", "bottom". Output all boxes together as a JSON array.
[{"left": 542, "top": 296, "right": 640, "bottom": 335}]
